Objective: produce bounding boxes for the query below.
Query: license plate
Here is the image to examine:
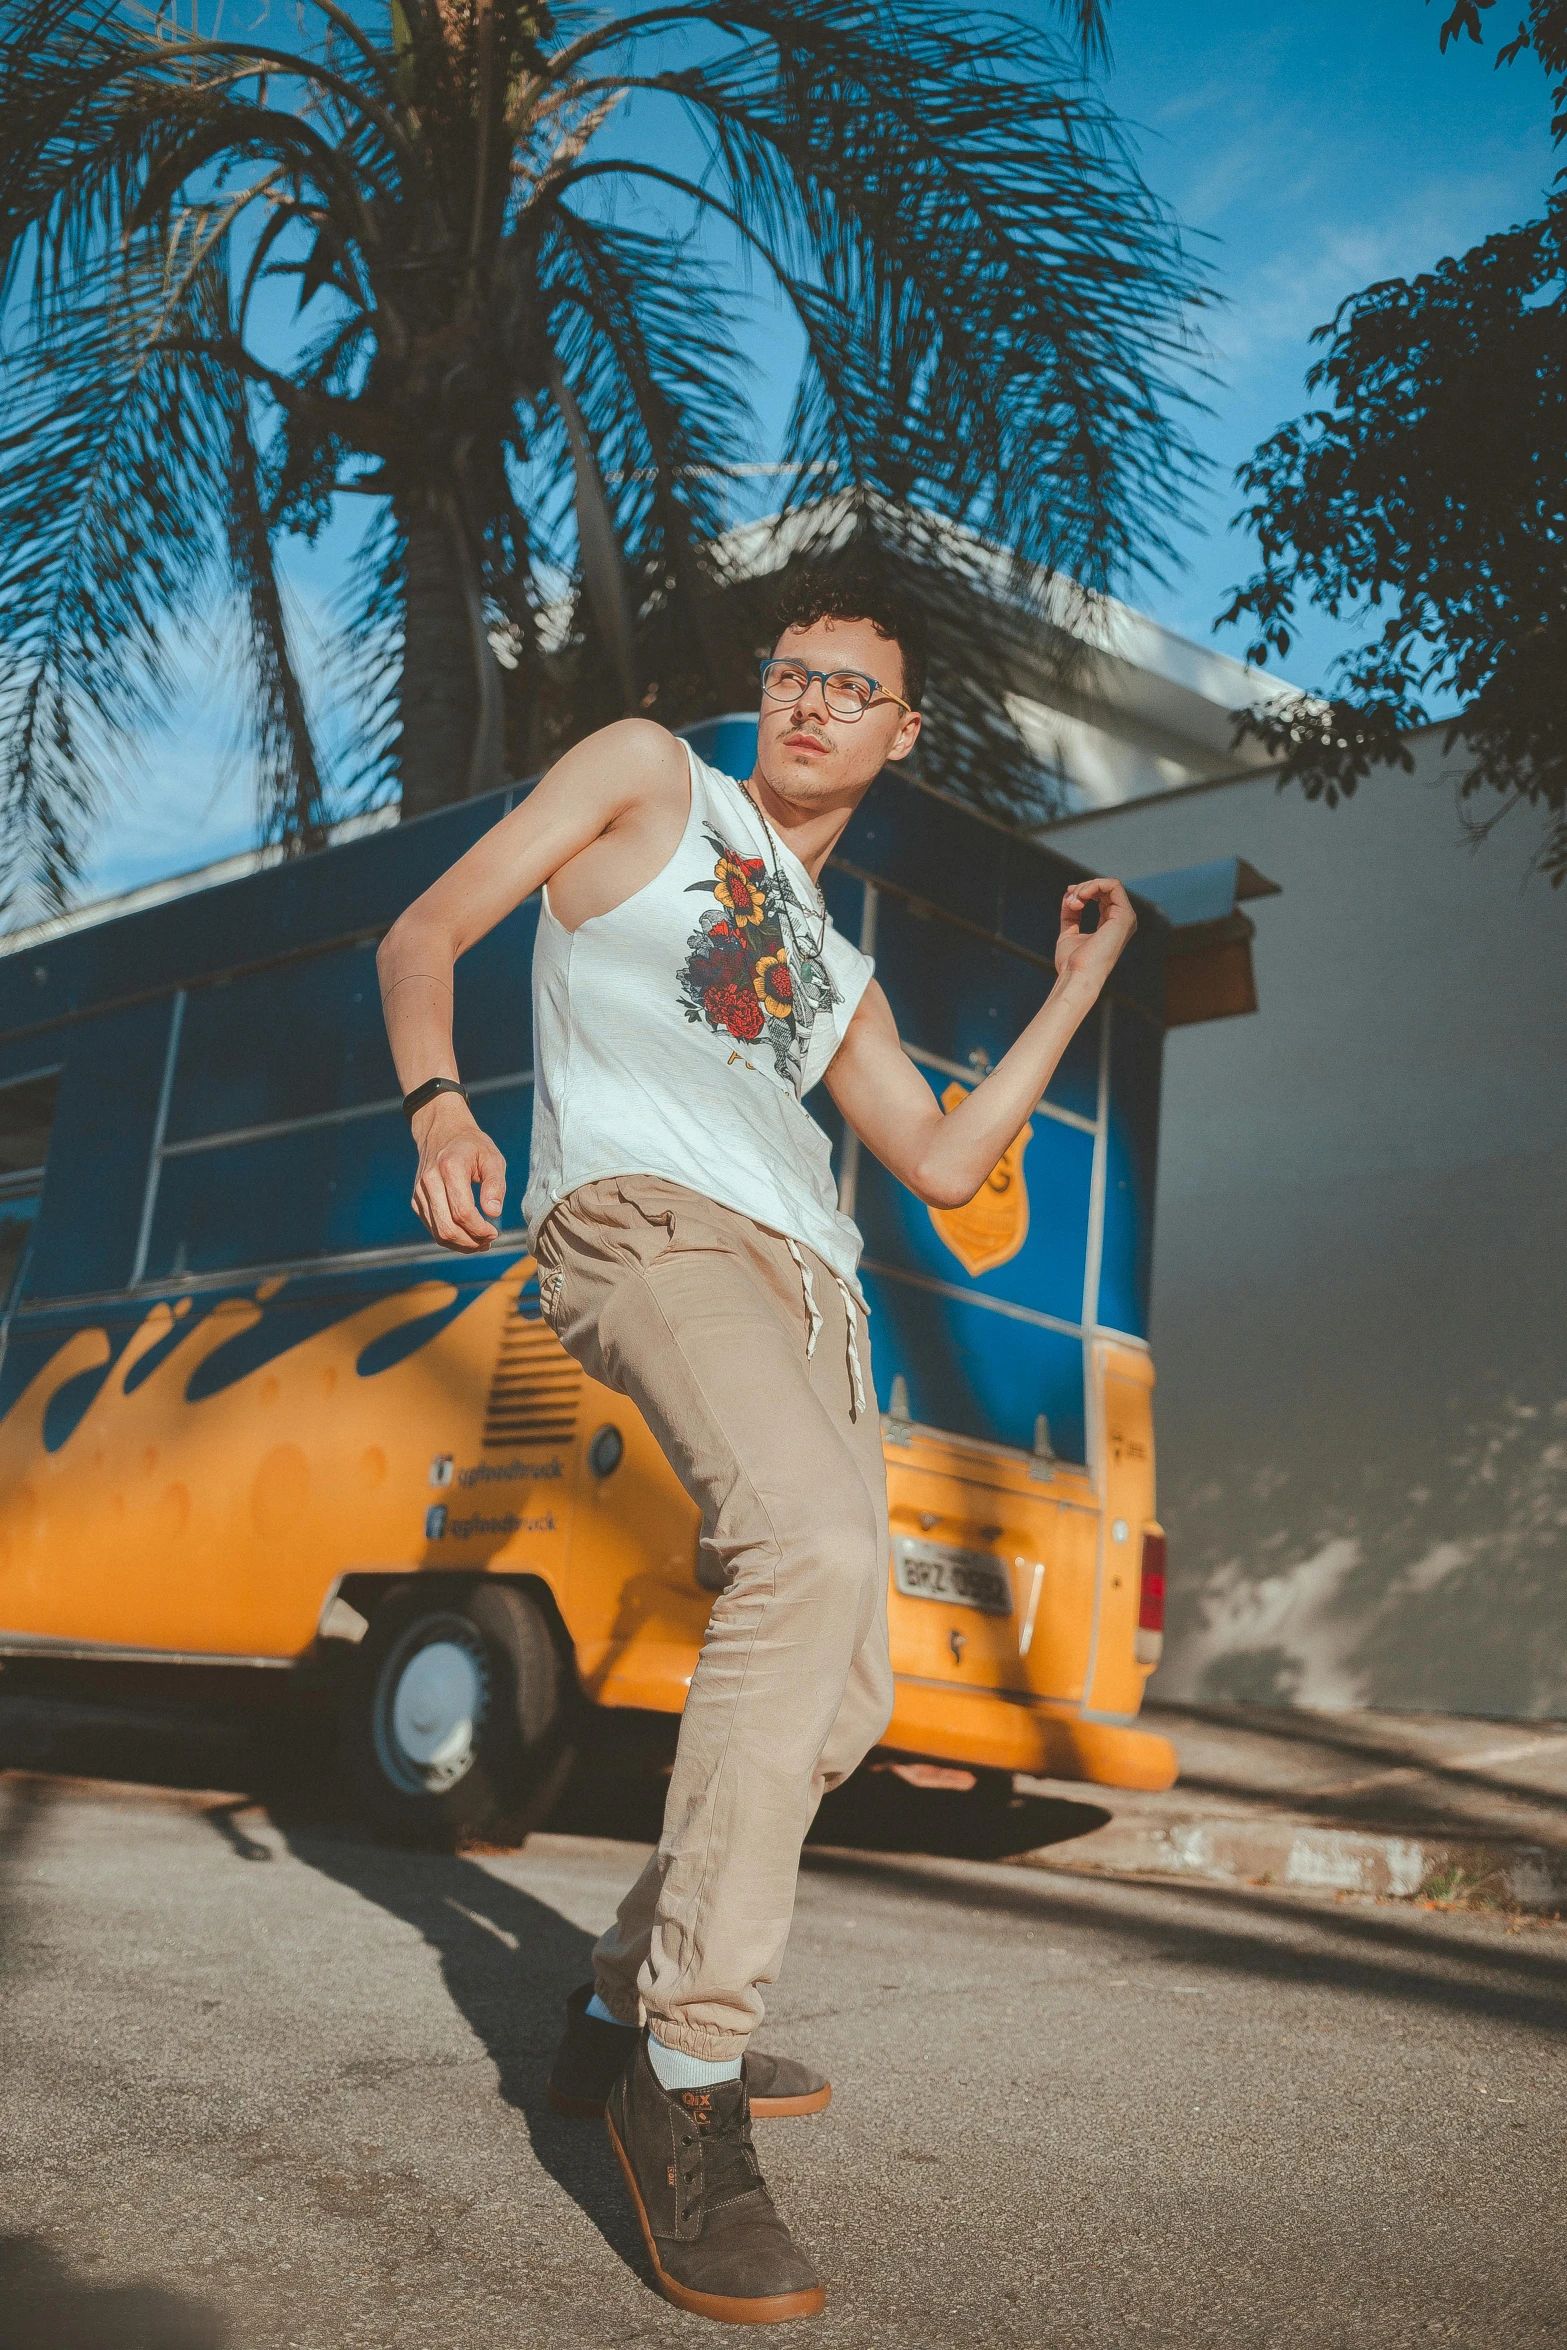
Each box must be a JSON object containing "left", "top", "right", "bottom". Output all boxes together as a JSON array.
[{"left": 893, "top": 1537, "right": 1013, "bottom": 1617}]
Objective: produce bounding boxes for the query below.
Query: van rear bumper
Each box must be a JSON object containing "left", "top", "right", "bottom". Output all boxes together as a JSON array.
[{"left": 886, "top": 1676, "right": 1177, "bottom": 1793}]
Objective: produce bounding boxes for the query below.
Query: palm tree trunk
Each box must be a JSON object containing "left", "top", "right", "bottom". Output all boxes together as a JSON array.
[{"left": 397, "top": 493, "right": 503, "bottom": 818}]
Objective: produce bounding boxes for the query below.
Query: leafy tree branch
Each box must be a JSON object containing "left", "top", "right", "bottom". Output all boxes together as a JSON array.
[{"left": 1222, "top": 0, "right": 1567, "bottom": 881}]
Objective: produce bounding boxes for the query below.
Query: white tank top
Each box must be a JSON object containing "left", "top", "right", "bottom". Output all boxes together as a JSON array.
[{"left": 522, "top": 740, "right": 874, "bottom": 1293}]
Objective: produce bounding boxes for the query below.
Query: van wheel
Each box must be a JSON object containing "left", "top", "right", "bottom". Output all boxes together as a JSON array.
[{"left": 341, "top": 1582, "right": 575, "bottom": 1848}]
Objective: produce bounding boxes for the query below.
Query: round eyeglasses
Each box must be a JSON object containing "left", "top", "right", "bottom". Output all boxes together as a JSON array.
[{"left": 758, "top": 658, "right": 911, "bottom": 722}]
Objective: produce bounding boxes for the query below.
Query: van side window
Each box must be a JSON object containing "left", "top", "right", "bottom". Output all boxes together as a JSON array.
[
  {"left": 138, "top": 919, "right": 533, "bottom": 1283},
  {"left": 0, "top": 1070, "right": 61, "bottom": 1306}
]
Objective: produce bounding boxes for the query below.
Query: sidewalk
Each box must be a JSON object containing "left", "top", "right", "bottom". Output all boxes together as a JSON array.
[{"left": 1017, "top": 1701, "right": 1567, "bottom": 1912}]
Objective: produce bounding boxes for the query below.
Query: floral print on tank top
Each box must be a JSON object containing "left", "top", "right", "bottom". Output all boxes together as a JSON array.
[{"left": 677, "top": 827, "right": 839, "bottom": 1091}]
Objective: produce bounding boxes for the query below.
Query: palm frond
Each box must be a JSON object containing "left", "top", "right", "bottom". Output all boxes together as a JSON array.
[
  {"left": 0, "top": 224, "right": 233, "bottom": 912},
  {"left": 223, "top": 346, "right": 332, "bottom": 857},
  {"left": 1, "top": 0, "right": 1204, "bottom": 892}
]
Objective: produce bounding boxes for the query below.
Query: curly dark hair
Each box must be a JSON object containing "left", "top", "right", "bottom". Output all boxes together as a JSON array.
[{"left": 771, "top": 564, "right": 929, "bottom": 710}]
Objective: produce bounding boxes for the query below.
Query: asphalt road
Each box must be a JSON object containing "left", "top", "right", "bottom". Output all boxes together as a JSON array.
[{"left": 0, "top": 1691, "right": 1562, "bottom": 2350}]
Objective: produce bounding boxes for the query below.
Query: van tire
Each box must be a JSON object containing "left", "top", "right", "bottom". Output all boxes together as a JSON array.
[{"left": 340, "top": 1580, "right": 575, "bottom": 1849}]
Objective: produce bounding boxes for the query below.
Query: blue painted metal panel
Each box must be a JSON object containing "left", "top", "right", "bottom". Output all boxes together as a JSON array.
[
  {"left": 682, "top": 716, "right": 762, "bottom": 780},
  {"left": 164, "top": 902, "right": 537, "bottom": 1147},
  {"left": 1098, "top": 1008, "right": 1163, "bottom": 1341},
  {"left": 0, "top": 1317, "right": 88, "bottom": 1427},
  {"left": 856, "top": 1071, "right": 1095, "bottom": 1330},
  {"left": 463, "top": 1079, "right": 534, "bottom": 1196},
  {"left": 0, "top": 1033, "right": 66, "bottom": 1087},
  {"left": 869, "top": 890, "right": 1099, "bottom": 1122},
  {"left": 167, "top": 940, "right": 394, "bottom": 1141},
  {"left": 146, "top": 1114, "right": 423, "bottom": 1276},
  {"left": 0, "top": 793, "right": 515, "bottom": 1043},
  {"left": 820, "top": 867, "right": 866, "bottom": 948},
  {"left": 26, "top": 998, "right": 174, "bottom": 1299},
  {"left": 453, "top": 902, "right": 537, "bottom": 1081},
  {"left": 861, "top": 1265, "right": 1086, "bottom": 1464},
  {"left": 841, "top": 774, "right": 1168, "bottom": 1025},
  {"left": 145, "top": 1080, "right": 534, "bottom": 1280}
]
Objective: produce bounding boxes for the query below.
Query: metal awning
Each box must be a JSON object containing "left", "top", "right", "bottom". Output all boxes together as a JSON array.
[{"left": 1129, "top": 857, "right": 1282, "bottom": 1028}]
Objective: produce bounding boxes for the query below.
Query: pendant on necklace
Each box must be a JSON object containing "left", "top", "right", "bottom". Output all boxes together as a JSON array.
[{"left": 741, "top": 780, "right": 828, "bottom": 964}]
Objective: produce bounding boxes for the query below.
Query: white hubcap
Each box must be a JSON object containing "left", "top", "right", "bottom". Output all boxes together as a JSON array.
[{"left": 391, "top": 1639, "right": 484, "bottom": 1774}]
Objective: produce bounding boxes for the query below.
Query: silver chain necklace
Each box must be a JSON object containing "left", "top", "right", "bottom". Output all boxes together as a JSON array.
[{"left": 737, "top": 779, "right": 829, "bottom": 968}]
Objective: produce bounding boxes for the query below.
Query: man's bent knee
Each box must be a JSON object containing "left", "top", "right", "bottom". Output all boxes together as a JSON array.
[{"left": 762, "top": 1482, "right": 881, "bottom": 1615}]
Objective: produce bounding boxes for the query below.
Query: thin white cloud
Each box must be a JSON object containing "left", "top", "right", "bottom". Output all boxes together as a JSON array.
[{"left": 1216, "top": 161, "right": 1549, "bottom": 371}]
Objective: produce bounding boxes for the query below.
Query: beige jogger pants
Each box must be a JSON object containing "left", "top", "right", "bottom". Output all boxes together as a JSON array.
[{"left": 535, "top": 1175, "right": 893, "bottom": 2059}]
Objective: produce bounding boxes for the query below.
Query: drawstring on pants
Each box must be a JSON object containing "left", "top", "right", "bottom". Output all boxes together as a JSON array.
[
  {"left": 837, "top": 1276, "right": 866, "bottom": 1421},
  {"left": 785, "top": 1237, "right": 823, "bottom": 1361},
  {"left": 786, "top": 1237, "right": 865, "bottom": 1422}
]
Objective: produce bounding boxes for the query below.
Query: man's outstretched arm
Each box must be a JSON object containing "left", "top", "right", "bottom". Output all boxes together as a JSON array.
[
  {"left": 824, "top": 877, "right": 1137, "bottom": 1209},
  {"left": 378, "top": 717, "right": 683, "bottom": 1251}
]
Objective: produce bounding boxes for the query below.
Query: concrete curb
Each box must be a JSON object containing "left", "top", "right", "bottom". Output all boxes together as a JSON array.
[{"left": 1020, "top": 1812, "right": 1567, "bottom": 1910}]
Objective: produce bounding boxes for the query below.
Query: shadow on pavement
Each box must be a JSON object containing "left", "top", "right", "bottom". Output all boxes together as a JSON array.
[
  {"left": 810, "top": 1771, "right": 1110, "bottom": 1861},
  {"left": 272, "top": 1825, "right": 646, "bottom": 2284},
  {"left": 0, "top": 2235, "right": 227, "bottom": 2349},
  {"left": 1146, "top": 1699, "right": 1567, "bottom": 1841},
  {"left": 0, "top": 1773, "right": 49, "bottom": 1979},
  {"left": 802, "top": 1843, "right": 1567, "bottom": 2036},
  {"left": 0, "top": 1676, "right": 337, "bottom": 1822},
  {"left": 545, "top": 1743, "right": 1112, "bottom": 1863},
  {"left": 260, "top": 1771, "right": 1110, "bottom": 2283},
  {"left": 0, "top": 1783, "right": 234, "bottom": 2346},
  {"left": 0, "top": 1676, "right": 1114, "bottom": 1867},
  {"left": 0, "top": 1667, "right": 1111, "bottom": 2311}
]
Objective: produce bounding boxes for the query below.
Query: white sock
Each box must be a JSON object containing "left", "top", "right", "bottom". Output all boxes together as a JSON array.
[
  {"left": 585, "top": 1992, "right": 623, "bottom": 2027},
  {"left": 646, "top": 2032, "right": 743, "bottom": 2091}
]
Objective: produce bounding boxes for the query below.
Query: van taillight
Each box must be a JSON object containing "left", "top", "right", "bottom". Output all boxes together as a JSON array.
[
  {"left": 1138, "top": 1531, "right": 1166, "bottom": 1631},
  {"left": 1136, "top": 1530, "right": 1166, "bottom": 1667}
]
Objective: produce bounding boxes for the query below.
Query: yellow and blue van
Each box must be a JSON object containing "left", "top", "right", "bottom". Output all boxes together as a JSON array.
[{"left": 0, "top": 722, "right": 1191, "bottom": 1840}]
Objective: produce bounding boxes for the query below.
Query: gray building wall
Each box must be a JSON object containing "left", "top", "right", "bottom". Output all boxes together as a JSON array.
[{"left": 1044, "top": 731, "right": 1567, "bottom": 1719}]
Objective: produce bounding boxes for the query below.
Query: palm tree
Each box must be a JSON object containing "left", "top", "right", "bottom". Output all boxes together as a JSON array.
[{"left": 0, "top": 0, "right": 1203, "bottom": 914}]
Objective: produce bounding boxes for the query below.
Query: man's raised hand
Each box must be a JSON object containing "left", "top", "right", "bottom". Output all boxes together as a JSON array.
[
  {"left": 1055, "top": 876, "right": 1137, "bottom": 994},
  {"left": 410, "top": 1096, "right": 508, "bottom": 1251}
]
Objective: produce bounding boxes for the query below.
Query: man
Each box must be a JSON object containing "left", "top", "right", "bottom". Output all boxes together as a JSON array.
[{"left": 377, "top": 569, "right": 1135, "bottom": 2324}]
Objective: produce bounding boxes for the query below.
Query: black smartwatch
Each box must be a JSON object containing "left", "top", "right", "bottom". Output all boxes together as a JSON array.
[{"left": 402, "top": 1077, "right": 470, "bottom": 1124}]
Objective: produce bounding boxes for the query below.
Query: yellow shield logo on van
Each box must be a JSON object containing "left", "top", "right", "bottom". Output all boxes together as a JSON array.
[{"left": 927, "top": 1081, "right": 1032, "bottom": 1277}]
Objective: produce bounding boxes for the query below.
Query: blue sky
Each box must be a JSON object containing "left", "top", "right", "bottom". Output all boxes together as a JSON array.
[
  {"left": 75, "top": 0, "right": 1561, "bottom": 902},
  {"left": 1097, "top": 0, "right": 1558, "bottom": 672}
]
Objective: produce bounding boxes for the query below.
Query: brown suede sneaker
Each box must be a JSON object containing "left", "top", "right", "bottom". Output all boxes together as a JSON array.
[
  {"left": 605, "top": 2034, "right": 825, "bottom": 2323},
  {"left": 546, "top": 1983, "right": 831, "bottom": 2120}
]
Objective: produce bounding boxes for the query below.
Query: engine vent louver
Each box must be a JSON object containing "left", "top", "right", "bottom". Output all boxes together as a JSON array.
[{"left": 482, "top": 1303, "right": 582, "bottom": 1450}]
